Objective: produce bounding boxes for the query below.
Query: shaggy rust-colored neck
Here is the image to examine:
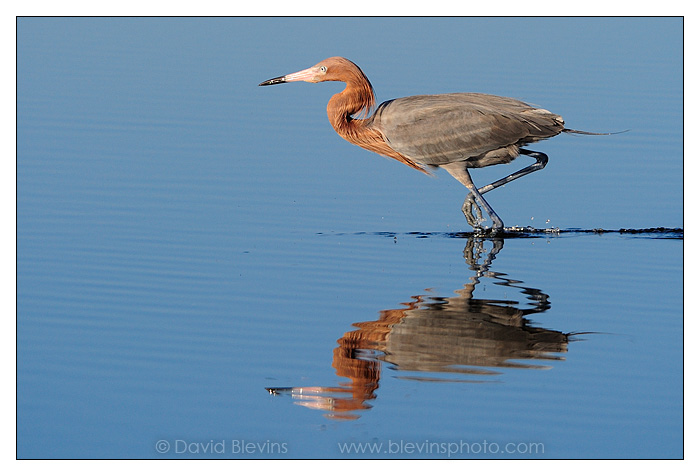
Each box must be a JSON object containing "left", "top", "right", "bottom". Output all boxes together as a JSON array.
[{"left": 326, "top": 69, "right": 428, "bottom": 174}]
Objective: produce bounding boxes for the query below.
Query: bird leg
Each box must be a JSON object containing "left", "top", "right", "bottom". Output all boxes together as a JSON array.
[
  {"left": 460, "top": 149, "right": 549, "bottom": 229},
  {"left": 441, "top": 162, "right": 504, "bottom": 232},
  {"left": 475, "top": 148, "right": 549, "bottom": 196}
]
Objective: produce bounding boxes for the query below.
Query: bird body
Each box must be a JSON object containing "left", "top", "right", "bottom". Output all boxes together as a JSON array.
[
  {"left": 259, "top": 56, "right": 586, "bottom": 231},
  {"left": 368, "top": 93, "right": 565, "bottom": 169}
]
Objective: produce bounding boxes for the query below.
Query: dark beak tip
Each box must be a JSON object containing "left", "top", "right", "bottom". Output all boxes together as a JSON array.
[{"left": 258, "top": 76, "right": 286, "bottom": 87}]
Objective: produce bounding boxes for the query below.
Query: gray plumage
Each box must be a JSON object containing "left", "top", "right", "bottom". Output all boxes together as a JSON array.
[{"left": 368, "top": 93, "right": 565, "bottom": 168}]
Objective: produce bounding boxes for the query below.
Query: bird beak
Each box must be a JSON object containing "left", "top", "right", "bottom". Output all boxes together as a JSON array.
[
  {"left": 258, "top": 65, "right": 320, "bottom": 86},
  {"left": 258, "top": 76, "right": 286, "bottom": 86}
]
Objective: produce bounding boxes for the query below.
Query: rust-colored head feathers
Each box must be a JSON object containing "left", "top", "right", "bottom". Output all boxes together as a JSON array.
[
  {"left": 258, "top": 57, "right": 433, "bottom": 174},
  {"left": 318, "top": 58, "right": 428, "bottom": 173},
  {"left": 317, "top": 57, "right": 376, "bottom": 120}
]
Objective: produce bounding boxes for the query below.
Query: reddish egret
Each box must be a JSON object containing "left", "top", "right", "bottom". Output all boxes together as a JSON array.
[{"left": 259, "top": 57, "right": 594, "bottom": 232}]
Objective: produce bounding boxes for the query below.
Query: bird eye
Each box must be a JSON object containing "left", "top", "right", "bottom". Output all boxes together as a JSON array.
[{"left": 319, "top": 66, "right": 327, "bottom": 73}]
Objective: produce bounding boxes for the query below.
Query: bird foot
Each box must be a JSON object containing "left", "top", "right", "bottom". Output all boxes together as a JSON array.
[
  {"left": 463, "top": 194, "right": 504, "bottom": 234},
  {"left": 463, "top": 195, "right": 485, "bottom": 228}
]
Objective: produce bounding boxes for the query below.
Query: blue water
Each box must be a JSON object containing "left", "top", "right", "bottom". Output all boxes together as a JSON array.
[{"left": 17, "top": 17, "right": 682, "bottom": 459}]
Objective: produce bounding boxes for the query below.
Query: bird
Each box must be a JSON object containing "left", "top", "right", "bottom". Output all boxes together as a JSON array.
[{"left": 259, "top": 56, "right": 599, "bottom": 232}]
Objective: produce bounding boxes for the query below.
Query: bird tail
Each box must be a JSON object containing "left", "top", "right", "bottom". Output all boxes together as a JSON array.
[{"left": 563, "top": 128, "right": 629, "bottom": 135}]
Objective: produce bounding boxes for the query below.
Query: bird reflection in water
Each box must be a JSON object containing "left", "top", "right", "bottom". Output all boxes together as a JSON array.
[{"left": 267, "top": 237, "right": 579, "bottom": 420}]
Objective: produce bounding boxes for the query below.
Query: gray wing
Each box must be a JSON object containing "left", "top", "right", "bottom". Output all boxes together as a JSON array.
[{"left": 368, "top": 93, "right": 565, "bottom": 166}]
